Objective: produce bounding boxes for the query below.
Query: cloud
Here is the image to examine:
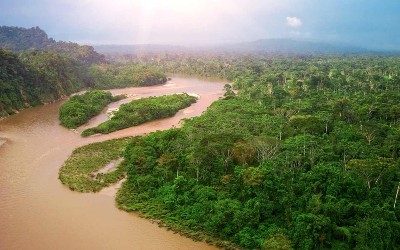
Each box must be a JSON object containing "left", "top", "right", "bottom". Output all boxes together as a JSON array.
[{"left": 286, "top": 16, "right": 302, "bottom": 27}]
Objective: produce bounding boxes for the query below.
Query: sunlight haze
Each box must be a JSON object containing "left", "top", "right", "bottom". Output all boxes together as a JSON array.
[{"left": 1, "top": 0, "right": 399, "bottom": 49}]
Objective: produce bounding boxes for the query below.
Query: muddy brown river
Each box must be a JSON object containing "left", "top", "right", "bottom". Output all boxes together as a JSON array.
[{"left": 0, "top": 77, "right": 223, "bottom": 250}]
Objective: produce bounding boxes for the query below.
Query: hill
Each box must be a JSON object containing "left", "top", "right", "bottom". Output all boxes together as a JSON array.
[
  {"left": 94, "top": 44, "right": 185, "bottom": 55},
  {"left": 0, "top": 49, "right": 86, "bottom": 117},
  {"left": 220, "top": 38, "right": 369, "bottom": 54},
  {"left": 0, "top": 26, "right": 104, "bottom": 65}
]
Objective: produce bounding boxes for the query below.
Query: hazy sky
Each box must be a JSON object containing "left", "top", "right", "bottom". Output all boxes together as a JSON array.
[{"left": 1, "top": 0, "right": 399, "bottom": 50}]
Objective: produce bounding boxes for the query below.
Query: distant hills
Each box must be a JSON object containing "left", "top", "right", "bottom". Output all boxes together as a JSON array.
[
  {"left": 94, "top": 39, "right": 371, "bottom": 55},
  {"left": 0, "top": 26, "right": 392, "bottom": 56},
  {"left": 0, "top": 26, "right": 104, "bottom": 64},
  {"left": 216, "top": 39, "right": 369, "bottom": 54},
  {"left": 94, "top": 44, "right": 186, "bottom": 55}
]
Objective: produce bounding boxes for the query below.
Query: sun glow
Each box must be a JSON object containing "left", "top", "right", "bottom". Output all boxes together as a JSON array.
[
  {"left": 139, "top": 0, "right": 207, "bottom": 13},
  {"left": 64, "top": 0, "right": 289, "bottom": 44}
]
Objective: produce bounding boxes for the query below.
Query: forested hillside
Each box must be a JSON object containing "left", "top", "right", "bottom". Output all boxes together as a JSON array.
[
  {"left": 0, "top": 26, "right": 103, "bottom": 117},
  {"left": 0, "top": 26, "right": 168, "bottom": 118},
  {"left": 0, "top": 49, "right": 86, "bottom": 117},
  {"left": 0, "top": 26, "right": 104, "bottom": 65},
  {"left": 115, "top": 54, "right": 400, "bottom": 249}
]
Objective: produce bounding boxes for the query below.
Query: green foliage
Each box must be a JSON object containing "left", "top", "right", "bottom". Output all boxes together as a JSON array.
[
  {"left": 113, "top": 54, "right": 400, "bottom": 249},
  {"left": 0, "top": 26, "right": 110, "bottom": 118},
  {"left": 59, "top": 90, "right": 124, "bottom": 128},
  {"left": 0, "top": 48, "right": 87, "bottom": 117},
  {"left": 0, "top": 26, "right": 50, "bottom": 51},
  {"left": 88, "top": 64, "right": 167, "bottom": 89},
  {"left": 0, "top": 26, "right": 168, "bottom": 119},
  {"left": 262, "top": 233, "right": 291, "bottom": 250},
  {"left": 59, "top": 137, "right": 130, "bottom": 192},
  {"left": 81, "top": 93, "right": 197, "bottom": 136},
  {"left": 0, "top": 49, "right": 168, "bottom": 120},
  {"left": 0, "top": 26, "right": 104, "bottom": 65}
]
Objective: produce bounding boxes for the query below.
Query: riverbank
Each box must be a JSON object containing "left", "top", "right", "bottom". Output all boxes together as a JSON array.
[
  {"left": 81, "top": 93, "right": 197, "bottom": 137},
  {"left": 0, "top": 77, "right": 224, "bottom": 249},
  {"left": 116, "top": 178, "right": 239, "bottom": 249},
  {"left": 59, "top": 132, "right": 238, "bottom": 249},
  {"left": 165, "top": 72, "right": 228, "bottom": 83}
]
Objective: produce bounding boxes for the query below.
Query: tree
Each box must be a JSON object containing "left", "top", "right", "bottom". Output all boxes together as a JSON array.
[
  {"left": 232, "top": 140, "right": 256, "bottom": 165},
  {"left": 254, "top": 136, "right": 281, "bottom": 161},
  {"left": 223, "top": 83, "right": 235, "bottom": 98},
  {"left": 348, "top": 158, "right": 394, "bottom": 189},
  {"left": 262, "top": 233, "right": 291, "bottom": 250}
]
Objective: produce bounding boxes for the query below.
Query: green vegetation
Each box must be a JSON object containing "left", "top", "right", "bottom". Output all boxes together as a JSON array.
[
  {"left": 59, "top": 90, "right": 125, "bottom": 129},
  {"left": 0, "top": 48, "right": 168, "bottom": 118},
  {"left": 81, "top": 93, "right": 197, "bottom": 137},
  {"left": 0, "top": 26, "right": 50, "bottom": 51},
  {"left": 0, "top": 26, "right": 168, "bottom": 119},
  {"left": 59, "top": 138, "right": 130, "bottom": 192},
  {"left": 50, "top": 50, "right": 400, "bottom": 248},
  {"left": 0, "top": 49, "right": 86, "bottom": 117},
  {"left": 112, "top": 55, "right": 400, "bottom": 249},
  {"left": 0, "top": 25, "right": 103, "bottom": 117},
  {"left": 0, "top": 26, "right": 105, "bottom": 65},
  {"left": 87, "top": 64, "right": 167, "bottom": 89}
]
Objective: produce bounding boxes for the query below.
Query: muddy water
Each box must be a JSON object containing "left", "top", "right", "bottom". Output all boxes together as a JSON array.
[{"left": 0, "top": 77, "right": 224, "bottom": 250}]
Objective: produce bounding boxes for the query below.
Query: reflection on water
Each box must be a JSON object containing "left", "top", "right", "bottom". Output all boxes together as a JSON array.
[{"left": 0, "top": 77, "right": 223, "bottom": 250}]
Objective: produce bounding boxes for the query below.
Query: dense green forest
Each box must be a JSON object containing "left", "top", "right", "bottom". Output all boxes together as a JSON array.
[
  {"left": 108, "top": 54, "right": 400, "bottom": 249},
  {"left": 0, "top": 48, "right": 168, "bottom": 118},
  {"left": 0, "top": 26, "right": 103, "bottom": 117},
  {"left": 0, "top": 48, "right": 87, "bottom": 117},
  {"left": 5, "top": 26, "right": 400, "bottom": 248},
  {"left": 87, "top": 64, "right": 167, "bottom": 89},
  {"left": 112, "top": 52, "right": 400, "bottom": 83},
  {"left": 0, "top": 26, "right": 105, "bottom": 65},
  {"left": 0, "top": 26, "right": 168, "bottom": 118},
  {"left": 81, "top": 93, "right": 197, "bottom": 137},
  {"left": 59, "top": 90, "right": 125, "bottom": 128}
]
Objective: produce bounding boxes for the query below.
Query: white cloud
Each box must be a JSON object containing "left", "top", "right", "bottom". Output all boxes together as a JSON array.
[{"left": 286, "top": 16, "right": 302, "bottom": 28}]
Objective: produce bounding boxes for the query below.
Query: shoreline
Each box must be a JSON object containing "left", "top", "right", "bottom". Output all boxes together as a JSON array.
[
  {"left": 0, "top": 79, "right": 169, "bottom": 122},
  {"left": 59, "top": 77, "right": 227, "bottom": 248},
  {"left": 0, "top": 76, "right": 225, "bottom": 249},
  {"left": 0, "top": 75, "right": 223, "bottom": 122},
  {"left": 118, "top": 204, "right": 239, "bottom": 250}
]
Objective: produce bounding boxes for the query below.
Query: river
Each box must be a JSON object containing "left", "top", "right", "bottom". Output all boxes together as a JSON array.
[{"left": 0, "top": 77, "right": 223, "bottom": 250}]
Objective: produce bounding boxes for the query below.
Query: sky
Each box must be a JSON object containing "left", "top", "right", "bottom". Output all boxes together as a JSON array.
[{"left": 0, "top": 0, "right": 399, "bottom": 50}]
